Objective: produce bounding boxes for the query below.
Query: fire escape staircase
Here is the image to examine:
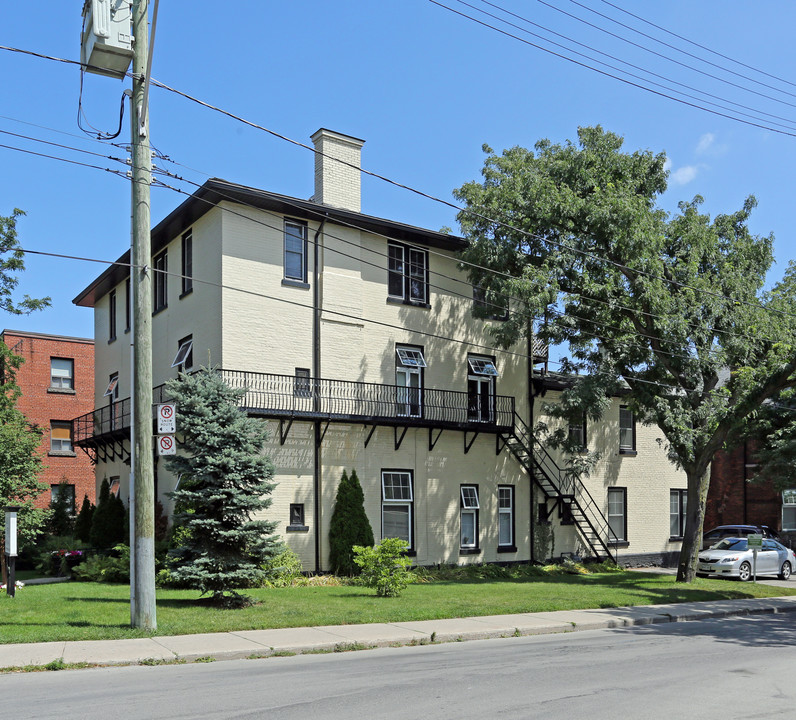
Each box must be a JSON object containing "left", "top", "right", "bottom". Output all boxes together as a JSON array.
[{"left": 501, "top": 412, "right": 616, "bottom": 563}]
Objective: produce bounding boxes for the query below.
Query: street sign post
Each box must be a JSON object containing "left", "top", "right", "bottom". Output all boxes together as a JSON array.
[
  {"left": 748, "top": 533, "right": 763, "bottom": 582},
  {"left": 157, "top": 403, "right": 176, "bottom": 434}
]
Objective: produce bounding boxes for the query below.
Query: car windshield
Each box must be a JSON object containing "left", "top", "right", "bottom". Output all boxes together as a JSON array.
[{"left": 713, "top": 538, "right": 748, "bottom": 551}]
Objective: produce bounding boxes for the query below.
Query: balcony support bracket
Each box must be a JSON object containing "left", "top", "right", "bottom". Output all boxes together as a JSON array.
[
  {"left": 317, "top": 421, "right": 330, "bottom": 448},
  {"left": 428, "top": 427, "right": 443, "bottom": 452},
  {"left": 394, "top": 425, "right": 408, "bottom": 452},
  {"left": 364, "top": 424, "right": 377, "bottom": 448},
  {"left": 496, "top": 433, "right": 509, "bottom": 456},
  {"left": 464, "top": 431, "right": 479, "bottom": 455},
  {"left": 279, "top": 418, "right": 294, "bottom": 446}
]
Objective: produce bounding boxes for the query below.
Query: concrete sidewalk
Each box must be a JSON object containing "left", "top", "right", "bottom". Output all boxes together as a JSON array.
[{"left": 3, "top": 595, "right": 796, "bottom": 671}]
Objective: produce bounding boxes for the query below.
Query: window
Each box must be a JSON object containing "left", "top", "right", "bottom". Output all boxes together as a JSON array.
[
  {"left": 607, "top": 487, "right": 627, "bottom": 543},
  {"left": 467, "top": 355, "right": 496, "bottom": 423},
  {"left": 498, "top": 486, "right": 514, "bottom": 549},
  {"left": 181, "top": 230, "right": 193, "bottom": 295},
  {"left": 108, "top": 289, "right": 117, "bottom": 340},
  {"left": 670, "top": 489, "right": 687, "bottom": 538},
  {"left": 783, "top": 490, "right": 796, "bottom": 531},
  {"left": 388, "top": 242, "right": 428, "bottom": 305},
  {"left": 294, "top": 368, "right": 311, "bottom": 398},
  {"left": 569, "top": 414, "right": 587, "bottom": 450},
  {"left": 50, "top": 483, "right": 75, "bottom": 509},
  {"left": 619, "top": 405, "right": 636, "bottom": 453},
  {"left": 473, "top": 285, "right": 508, "bottom": 320},
  {"left": 50, "top": 358, "right": 74, "bottom": 390},
  {"left": 284, "top": 219, "right": 308, "bottom": 282},
  {"left": 125, "top": 277, "right": 131, "bottom": 332},
  {"left": 109, "top": 477, "right": 121, "bottom": 497},
  {"left": 287, "top": 503, "right": 307, "bottom": 531},
  {"left": 104, "top": 373, "right": 119, "bottom": 399},
  {"left": 50, "top": 421, "right": 73, "bottom": 453},
  {"left": 172, "top": 336, "right": 193, "bottom": 370},
  {"left": 382, "top": 470, "right": 413, "bottom": 548},
  {"left": 460, "top": 485, "right": 480, "bottom": 549},
  {"left": 396, "top": 346, "right": 424, "bottom": 418},
  {"left": 153, "top": 250, "right": 168, "bottom": 311}
]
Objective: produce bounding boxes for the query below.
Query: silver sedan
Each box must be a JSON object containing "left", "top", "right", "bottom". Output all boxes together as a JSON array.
[{"left": 697, "top": 537, "right": 795, "bottom": 581}]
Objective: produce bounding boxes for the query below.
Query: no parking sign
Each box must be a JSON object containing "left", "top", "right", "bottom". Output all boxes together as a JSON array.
[
  {"left": 158, "top": 434, "right": 176, "bottom": 456},
  {"left": 157, "top": 403, "right": 176, "bottom": 433}
]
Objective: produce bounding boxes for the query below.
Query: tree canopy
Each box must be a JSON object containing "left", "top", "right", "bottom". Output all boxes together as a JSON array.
[
  {"left": 454, "top": 126, "right": 796, "bottom": 582},
  {"left": 1, "top": 209, "right": 50, "bottom": 315}
]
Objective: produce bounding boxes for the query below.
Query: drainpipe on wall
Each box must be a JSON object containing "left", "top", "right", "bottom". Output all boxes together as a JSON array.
[
  {"left": 528, "top": 318, "right": 535, "bottom": 563},
  {"left": 312, "top": 219, "right": 326, "bottom": 574}
]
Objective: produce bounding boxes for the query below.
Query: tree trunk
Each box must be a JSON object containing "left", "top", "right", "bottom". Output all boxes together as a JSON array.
[{"left": 676, "top": 466, "right": 711, "bottom": 582}]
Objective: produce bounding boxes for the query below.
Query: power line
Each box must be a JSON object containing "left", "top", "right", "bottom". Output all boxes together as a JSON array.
[
  {"left": 3, "top": 43, "right": 795, "bottom": 325},
  {"left": 452, "top": 0, "right": 796, "bottom": 130}
]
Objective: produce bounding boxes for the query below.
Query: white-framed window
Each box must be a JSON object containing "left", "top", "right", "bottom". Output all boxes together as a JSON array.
[
  {"left": 388, "top": 242, "right": 428, "bottom": 304},
  {"left": 619, "top": 405, "right": 635, "bottom": 452},
  {"left": 460, "top": 484, "right": 480, "bottom": 549},
  {"left": 670, "top": 489, "right": 687, "bottom": 538},
  {"left": 607, "top": 487, "right": 626, "bottom": 543},
  {"left": 50, "top": 357, "right": 74, "bottom": 390},
  {"left": 50, "top": 421, "right": 73, "bottom": 453},
  {"left": 382, "top": 470, "right": 413, "bottom": 548},
  {"left": 783, "top": 490, "right": 796, "bottom": 531},
  {"left": 153, "top": 250, "right": 168, "bottom": 311},
  {"left": 284, "top": 219, "right": 308, "bottom": 282},
  {"left": 172, "top": 336, "right": 193, "bottom": 370},
  {"left": 467, "top": 355, "right": 496, "bottom": 423},
  {"left": 396, "top": 346, "right": 424, "bottom": 418},
  {"left": 498, "top": 485, "right": 514, "bottom": 548}
]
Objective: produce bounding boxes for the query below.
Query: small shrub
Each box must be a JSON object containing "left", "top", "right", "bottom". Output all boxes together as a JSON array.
[
  {"left": 260, "top": 546, "right": 303, "bottom": 588},
  {"left": 72, "top": 544, "right": 130, "bottom": 583},
  {"left": 353, "top": 537, "right": 414, "bottom": 597}
]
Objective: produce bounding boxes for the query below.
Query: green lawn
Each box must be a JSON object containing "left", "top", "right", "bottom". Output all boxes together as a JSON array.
[{"left": 2, "top": 570, "right": 795, "bottom": 645}]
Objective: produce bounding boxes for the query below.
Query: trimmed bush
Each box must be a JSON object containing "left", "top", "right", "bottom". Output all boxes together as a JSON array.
[
  {"left": 74, "top": 494, "right": 94, "bottom": 544},
  {"left": 328, "top": 469, "right": 374, "bottom": 576}
]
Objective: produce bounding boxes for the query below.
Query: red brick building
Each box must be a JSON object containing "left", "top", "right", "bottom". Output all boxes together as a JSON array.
[
  {"left": 706, "top": 440, "right": 793, "bottom": 542},
  {"left": 1, "top": 329, "right": 96, "bottom": 510}
]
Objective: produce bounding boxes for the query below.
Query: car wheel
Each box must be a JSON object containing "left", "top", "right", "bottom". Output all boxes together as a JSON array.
[
  {"left": 738, "top": 561, "right": 752, "bottom": 582},
  {"left": 779, "top": 561, "right": 792, "bottom": 581}
]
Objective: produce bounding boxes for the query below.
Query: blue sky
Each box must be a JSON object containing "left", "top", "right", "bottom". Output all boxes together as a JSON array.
[{"left": 2, "top": 1, "right": 795, "bottom": 341}]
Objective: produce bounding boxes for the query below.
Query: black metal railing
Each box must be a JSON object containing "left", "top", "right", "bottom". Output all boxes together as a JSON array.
[{"left": 73, "top": 370, "right": 515, "bottom": 446}]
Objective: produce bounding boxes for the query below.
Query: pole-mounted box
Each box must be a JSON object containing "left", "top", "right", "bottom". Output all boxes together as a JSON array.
[{"left": 80, "top": 0, "right": 134, "bottom": 79}]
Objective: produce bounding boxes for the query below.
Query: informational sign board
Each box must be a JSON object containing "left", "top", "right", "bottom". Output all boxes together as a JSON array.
[
  {"left": 157, "top": 403, "right": 176, "bottom": 434},
  {"left": 157, "top": 435, "right": 176, "bottom": 456},
  {"left": 747, "top": 534, "right": 763, "bottom": 549}
]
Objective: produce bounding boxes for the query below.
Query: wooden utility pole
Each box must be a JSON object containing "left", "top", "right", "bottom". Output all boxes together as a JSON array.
[{"left": 130, "top": 0, "right": 156, "bottom": 630}]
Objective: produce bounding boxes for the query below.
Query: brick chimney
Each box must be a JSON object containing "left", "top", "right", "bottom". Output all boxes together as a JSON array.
[{"left": 310, "top": 128, "right": 365, "bottom": 212}]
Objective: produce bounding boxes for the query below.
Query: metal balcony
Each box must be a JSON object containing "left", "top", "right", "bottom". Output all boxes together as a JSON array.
[{"left": 72, "top": 369, "right": 516, "bottom": 460}]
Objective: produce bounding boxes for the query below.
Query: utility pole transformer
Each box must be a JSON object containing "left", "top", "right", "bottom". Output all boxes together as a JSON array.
[{"left": 130, "top": 0, "right": 157, "bottom": 630}]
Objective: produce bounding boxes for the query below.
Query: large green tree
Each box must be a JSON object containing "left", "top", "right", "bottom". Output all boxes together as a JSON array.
[
  {"left": 1, "top": 207, "right": 52, "bottom": 580},
  {"left": 454, "top": 126, "right": 796, "bottom": 582},
  {"left": 165, "top": 368, "right": 279, "bottom": 607}
]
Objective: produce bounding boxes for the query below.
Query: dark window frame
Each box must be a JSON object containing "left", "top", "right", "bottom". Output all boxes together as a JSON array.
[
  {"left": 381, "top": 469, "right": 415, "bottom": 553},
  {"left": 569, "top": 414, "right": 587, "bottom": 451},
  {"left": 619, "top": 405, "right": 637, "bottom": 454},
  {"left": 607, "top": 486, "right": 628, "bottom": 544},
  {"left": 294, "top": 368, "right": 311, "bottom": 397},
  {"left": 387, "top": 241, "right": 429, "bottom": 306},
  {"left": 472, "top": 285, "right": 509, "bottom": 321},
  {"left": 181, "top": 230, "right": 193, "bottom": 297},
  {"left": 173, "top": 335, "right": 194, "bottom": 372},
  {"left": 283, "top": 219, "right": 308, "bottom": 283},
  {"left": 287, "top": 503, "right": 309, "bottom": 532},
  {"left": 670, "top": 488, "right": 687, "bottom": 539},
  {"left": 153, "top": 250, "right": 168, "bottom": 313},
  {"left": 124, "top": 277, "right": 131, "bottom": 333},
  {"left": 497, "top": 484, "right": 516, "bottom": 551},
  {"left": 460, "top": 483, "right": 481, "bottom": 553},
  {"left": 108, "top": 289, "right": 117, "bottom": 341}
]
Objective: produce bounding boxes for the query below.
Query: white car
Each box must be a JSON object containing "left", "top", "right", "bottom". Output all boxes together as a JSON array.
[{"left": 697, "top": 537, "right": 795, "bottom": 581}]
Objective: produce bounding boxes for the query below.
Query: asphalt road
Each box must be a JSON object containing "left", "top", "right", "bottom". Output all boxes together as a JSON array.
[{"left": 5, "top": 613, "right": 796, "bottom": 720}]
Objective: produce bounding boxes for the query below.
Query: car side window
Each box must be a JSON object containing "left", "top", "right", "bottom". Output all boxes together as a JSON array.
[{"left": 762, "top": 540, "right": 777, "bottom": 551}]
